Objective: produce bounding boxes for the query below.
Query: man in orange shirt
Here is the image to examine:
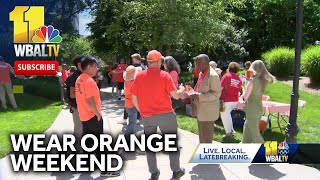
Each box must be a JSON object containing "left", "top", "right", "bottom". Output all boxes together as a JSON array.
[
  {"left": 75, "top": 56, "right": 120, "bottom": 177},
  {"left": 131, "top": 50, "right": 186, "bottom": 180}
]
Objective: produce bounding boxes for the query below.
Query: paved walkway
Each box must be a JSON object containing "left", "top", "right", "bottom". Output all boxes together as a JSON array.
[{"left": 1, "top": 86, "right": 320, "bottom": 180}]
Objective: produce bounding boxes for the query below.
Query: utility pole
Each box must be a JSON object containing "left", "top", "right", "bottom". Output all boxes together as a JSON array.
[{"left": 285, "top": 0, "right": 304, "bottom": 144}]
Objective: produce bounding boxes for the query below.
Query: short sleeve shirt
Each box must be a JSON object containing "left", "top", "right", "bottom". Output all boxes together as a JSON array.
[
  {"left": 65, "top": 70, "right": 81, "bottom": 108},
  {"left": 0, "top": 62, "right": 12, "bottom": 83},
  {"left": 130, "top": 68, "right": 177, "bottom": 118},
  {"left": 75, "top": 73, "right": 101, "bottom": 121},
  {"left": 169, "top": 70, "right": 179, "bottom": 88}
]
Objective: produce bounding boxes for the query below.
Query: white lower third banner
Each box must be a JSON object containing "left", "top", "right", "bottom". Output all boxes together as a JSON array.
[{"left": 189, "top": 144, "right": 261, "bottom": 163}]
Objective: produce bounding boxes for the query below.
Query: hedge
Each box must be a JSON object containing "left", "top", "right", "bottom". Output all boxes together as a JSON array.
[
  {"left": 12, "top": 76, "right": 60, "bottom": 101},
  {"left": 302, "top": 45, "right": 320, "bottom": 85},
  {"left": 262, "top": 47, "right": 294, "bottom": 77}
]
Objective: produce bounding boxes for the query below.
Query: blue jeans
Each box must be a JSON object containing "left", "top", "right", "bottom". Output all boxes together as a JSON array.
[{"left": 125, "top": 107, "right": 138, "bottom": 135}]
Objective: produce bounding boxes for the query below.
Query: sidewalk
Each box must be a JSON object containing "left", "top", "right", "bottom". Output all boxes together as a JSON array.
[{"left": 0, "top": 86, "right": 319, "bottom": 180}]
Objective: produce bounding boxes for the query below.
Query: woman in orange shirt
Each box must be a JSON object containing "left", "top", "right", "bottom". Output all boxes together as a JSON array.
[{"left": 123, "top": 65, "right": 142, "bottom": 137}]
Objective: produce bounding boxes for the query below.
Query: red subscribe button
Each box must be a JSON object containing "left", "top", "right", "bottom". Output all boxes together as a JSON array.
[{"left": 14, "top": 61, "right": 59, "bottom": 76}]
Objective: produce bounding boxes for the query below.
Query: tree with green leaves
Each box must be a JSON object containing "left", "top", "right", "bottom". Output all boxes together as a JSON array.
[
  {"left": 59, "top": 34, "right": 95, "bottom": 64},
  {"left": 88, "top": 0, "right": 247, "bottom": 60},
  {"left": 233, "top": 0, "right": 320, "bottom": 59}
]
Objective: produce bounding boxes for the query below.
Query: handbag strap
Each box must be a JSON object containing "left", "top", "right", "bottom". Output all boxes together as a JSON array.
[{"left": 222, "top": 75, "right": 230, "bottom": 101}]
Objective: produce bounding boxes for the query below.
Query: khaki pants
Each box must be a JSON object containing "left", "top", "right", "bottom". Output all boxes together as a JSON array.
[
  {"left": 0, "top": 83, "right": 17, "bottom": 109},
  {"left": 197, "top": 121, "right": 214, "bottom": 143}
]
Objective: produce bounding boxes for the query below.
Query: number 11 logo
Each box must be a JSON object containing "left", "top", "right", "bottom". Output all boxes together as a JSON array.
[{"left": 9, "top": 6, "right": 44, "bottom": 43}]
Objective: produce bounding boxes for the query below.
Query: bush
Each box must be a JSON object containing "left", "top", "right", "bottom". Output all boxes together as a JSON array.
[
  {"left": 262, "top": 47, "right": 294, "bottom": 77},
  {"left": 302, "top": 45, "right": 320, "bottom": 85},
  {"left": 12, "top": 76, "right": 60, "bottom": 100}
]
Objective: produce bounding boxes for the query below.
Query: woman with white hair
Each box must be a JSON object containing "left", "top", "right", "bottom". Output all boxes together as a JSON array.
[
  {"left": 241, "top": 60, "right": 276, "bottom": 143},
  {"left": 209, "top": 61, "right": 222, "bottom": 77}
]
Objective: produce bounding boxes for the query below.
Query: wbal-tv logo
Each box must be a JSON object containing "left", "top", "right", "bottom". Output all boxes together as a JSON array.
[
  {"left": 9, "top": 6, "right": 62, "bottom": 76},
  {"left": 264, "top": 141, "right": 289, "bottom": 163}
]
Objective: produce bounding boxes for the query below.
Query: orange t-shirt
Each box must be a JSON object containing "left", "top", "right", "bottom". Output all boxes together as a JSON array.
[
  {"left": 75, "top": 73, "right": 101, "bottom": 121},
  {"left": 193, "top": 67, "right": 200, "bottom": 78},
  {"left": 130, "top": 68, "right": 177, "bottom": 118},
  {"left": 124, "top": 81, "right": 134, "bottom": 108}
]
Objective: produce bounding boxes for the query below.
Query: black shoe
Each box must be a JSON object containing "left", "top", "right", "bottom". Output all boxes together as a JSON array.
[
  {"left": 101, "top": 171, "right": 121, "bottom": 177},
  {"left": 148, "top": 171, "right": 160, "bottom": 180},
  {"left": 171, "top": 168, "right": 185, "bottom": 180}
]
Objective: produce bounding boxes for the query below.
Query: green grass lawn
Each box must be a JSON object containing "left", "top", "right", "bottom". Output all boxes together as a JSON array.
[
  {"left": 177, "top": 82, "right": 320, "bottom": 144},
  {"left": 0, "top": 93, "right": 61, "bottom": 158}
]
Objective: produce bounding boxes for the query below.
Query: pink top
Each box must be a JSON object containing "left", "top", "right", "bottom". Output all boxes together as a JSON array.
[
  {"left": 61, "top": 69, "right": 68, "bottom": 84},
  {"left": 0, "top": 62, "right": 12, "bottom": 83},
  {"left": 169, "top": 70, "right": 179, "bottom": 88}
]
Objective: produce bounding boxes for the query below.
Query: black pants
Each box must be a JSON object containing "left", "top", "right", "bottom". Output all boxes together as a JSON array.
[{"left": 82, "top": 116, "right": 103, "bottom": 158}]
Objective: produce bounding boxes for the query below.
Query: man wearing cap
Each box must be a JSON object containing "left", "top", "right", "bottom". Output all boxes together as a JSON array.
[
  {"left": 0, "top": 56, "right": 18, "bottom": 110},
  {"left": 131, "top": 50, "right": 186, "bottom": 180},
  {"left": 190, "top": 54, "right": 221, "bottom": 143}
]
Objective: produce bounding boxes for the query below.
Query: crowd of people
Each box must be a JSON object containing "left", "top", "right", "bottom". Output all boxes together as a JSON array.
[
  {"left": 0, "top": 48, "right": 276, "bottom": 179},
  {"left": 60, "top": 49, "right": 276, "bottom": 179}
]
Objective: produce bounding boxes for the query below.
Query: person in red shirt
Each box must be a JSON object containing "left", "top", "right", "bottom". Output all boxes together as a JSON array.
[
  {"left": 220, "top": 62, "right": 242, "bottom": 137},
  {"left": 131, "top": 50, "right": 185, "bottom": 180},
  {"left": 108, "top": 65, "right": 118, "bottom": 97},
  {"left": 61, "top": 64, "right": 69, "bottom": 84},
  {"left": 75, "top": 56, "right": 120, "bottom": 177},
  {"left": 0, "top": 56, "right": 18, "bottom": 110},
  {"left": 114, "top": 64, "right": 125, "bottom": 100}
]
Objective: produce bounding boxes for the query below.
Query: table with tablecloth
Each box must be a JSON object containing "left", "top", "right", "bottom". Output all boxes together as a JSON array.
[{"left": 235, "top": 101, "right": 291, "bottom": 132}]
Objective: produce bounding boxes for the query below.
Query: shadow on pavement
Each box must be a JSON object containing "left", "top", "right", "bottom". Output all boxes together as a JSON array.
[
  {"left": 189, "top": 164, "right": 226, "bottom": 180},
  {"left": 50, "top": 172, "right": 74, "bottom": 180},
  {"left": 248, "top": 164, "right": 286, "bottom": 180},
  {"left": 77, "top": 173, "right": 105, "bottom": 180}
]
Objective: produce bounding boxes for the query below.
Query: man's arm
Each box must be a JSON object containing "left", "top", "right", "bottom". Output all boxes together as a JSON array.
[
  {"left": 132, "top": 95, "right": 139, "bottom": 111},
  {"left": 170, "top": 84, "right": 185, "bottom": 100},
  {"left": 87, "top": 96, "right": 101, "bottom": 120}
]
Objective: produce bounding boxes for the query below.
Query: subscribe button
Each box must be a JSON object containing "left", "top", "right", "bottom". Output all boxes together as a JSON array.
[{"left": 14, "top": 61, "right": 59, "bottom": 76}]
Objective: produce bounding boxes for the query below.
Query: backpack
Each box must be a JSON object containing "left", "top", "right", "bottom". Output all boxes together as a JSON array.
[{"left": 231, "top": 109, "right": 246, "bottom": 127}]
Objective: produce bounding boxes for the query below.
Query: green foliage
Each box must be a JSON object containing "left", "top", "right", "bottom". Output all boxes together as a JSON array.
[
  {"left": 302, "top": 45, "right": 320, "bottom": 85},
  {"left": 12, "top": 77, "right": 60, "bottom": 101},
  {"left": 88, "top": 0, "right": 247, "bottom": 59},
  {"left": 262, "top": 47, "right": 294, "bottom": 77},
  {"left": 234, "top": 0, "right": 320, "bottom": 59},
  {"left": 0, "top": 93, "right": 61, "bottom": 158},
  {"left": 59, "top": 34, "right": 95, "bottom": 64}
]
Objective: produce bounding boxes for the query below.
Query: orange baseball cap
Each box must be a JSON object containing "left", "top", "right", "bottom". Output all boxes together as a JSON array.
[{"left": 147, "top": 50, "right": 163, "bottom": 62}]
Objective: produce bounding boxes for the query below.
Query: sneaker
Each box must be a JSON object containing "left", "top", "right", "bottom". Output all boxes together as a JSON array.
[
  {"left": 223, "top": 131, "right": 236, "bottom": 138},
  {"left": 171, "top": 168, "right": 185, "bottom": 180},
  {"left": 148, "top": 171, "right": 160, "bottom": 180},
  {"left": 100, "top": 171, "right": 121, "bottom": 177}
]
